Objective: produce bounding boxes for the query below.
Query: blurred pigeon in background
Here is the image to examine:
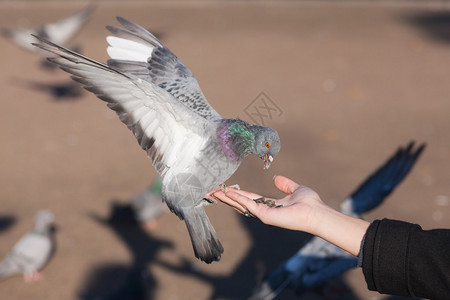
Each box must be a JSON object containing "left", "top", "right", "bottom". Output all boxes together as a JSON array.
[
  {"left": 250, "top": 141, "right": 425, "bottom": 300},
  {"left": 130, "top": 177, "right": 167, "bottom": 231},
  {"left": 1, "top": 3, "right": 94, "bottom": 68},
  {"left": 0, "top": 210, "right": 55, "bottom": 282},
  {"left": 109, "top": 177, "right": 167, "bottom": 231},
  {"left": 34, "top": 17, "right": 281, "bottom": 263}
]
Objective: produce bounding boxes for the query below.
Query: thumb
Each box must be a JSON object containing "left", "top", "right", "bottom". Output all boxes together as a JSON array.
[{"left": 273, "top": 175, "right": 300, "bottom": 195}]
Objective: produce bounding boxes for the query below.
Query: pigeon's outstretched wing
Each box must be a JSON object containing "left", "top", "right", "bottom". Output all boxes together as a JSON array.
[
  {"left": 0, "top": 4, "right": 94, "bottom": 52},
  {"left": 33, "top": 37, "right": 209, "bottom": 176},
  {"left": 106, "top": 17, "right": 222, "bottom": 121},
  {"left": 342, "top": 141, "right": 426, "bottom": 215}
]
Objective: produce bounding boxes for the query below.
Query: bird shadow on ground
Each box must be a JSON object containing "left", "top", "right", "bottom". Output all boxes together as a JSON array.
[
  {"left": 76, "top": 201, "right": 361, "bottom": 300},
  {"left": 399, "top": 11, "right": 450, "bottom": 45},
  {"left": 77, "top": 202, "right": 173, "bottom": 300},
  {"left": 11, "top": 77, "right": 83, "bottom": 101},
  {"left": 0, "top": 215, "right": 16, "bottom": 234},
  {"left": 155, "top": 215, "right": 359, "bottom": 300}
]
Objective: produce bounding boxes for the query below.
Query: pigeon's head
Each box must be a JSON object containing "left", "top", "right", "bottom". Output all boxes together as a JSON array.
[
  {"left": 252, "top": 126, "right": 281, "bottom": 169},
  {"left": 33, "top": 210, "right": 54, "bottom": 234}
]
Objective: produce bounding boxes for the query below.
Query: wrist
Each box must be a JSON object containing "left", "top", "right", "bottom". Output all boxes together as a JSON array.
[
  {"left": 307, "top": 201, "right": 334, "bottom": 236},
  {"left": 309, "top": 202, "right": 370, "bottom": 256}
]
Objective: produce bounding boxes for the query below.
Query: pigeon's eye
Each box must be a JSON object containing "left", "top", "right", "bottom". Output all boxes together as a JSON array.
[{"left": 265, "top": 142, "right": 270, "bottom": 148}]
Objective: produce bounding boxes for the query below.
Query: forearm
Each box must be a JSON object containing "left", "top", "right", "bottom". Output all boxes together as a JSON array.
[{"left": 310, "top": 202, "right": 370, "bottom": 256}]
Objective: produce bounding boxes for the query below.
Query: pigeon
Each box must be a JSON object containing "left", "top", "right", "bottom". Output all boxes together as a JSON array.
[
  {"left": 33, "top": 17, "right": 281, "bottom": 263},
  {"left": 130, "top": 177, "right": 168, "bottom": 230},
  {"left": 250, "top": 141, "right": 425, "bottom": 299},
  {"left": 1, "top": 3, "right": 94, "bottom": 59},
  {"left": 108, "top": 177, "right": 167, "bottom": 231},
  {"left": 0, "top": 210, "right": 55, "bottom": 282}
]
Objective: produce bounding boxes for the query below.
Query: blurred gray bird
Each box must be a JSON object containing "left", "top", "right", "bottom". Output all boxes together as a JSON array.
[
  {"left": 1, "top": 4, "right": 94, "bottom": 57},
  {"left": 250, "top": 141, "right": 425, "bottom": 300},
  {"left": 33, "top": 17, "right": 281, "bottom": 263},
  {"left": 131, "top": 177, "right": 167, "bottom": 230},
  {"left": 0, "top": 210, "right": 55, "bottom": 282}
]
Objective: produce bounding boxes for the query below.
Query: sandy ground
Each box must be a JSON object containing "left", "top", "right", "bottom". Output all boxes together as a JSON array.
[{"left": 0, "top": 1, "right": 449, "bottom": 299}]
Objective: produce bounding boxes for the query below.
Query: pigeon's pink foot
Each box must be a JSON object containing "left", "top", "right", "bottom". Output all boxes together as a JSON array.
[
  {"left": 204, "top": 184, "right": 240, "bottom": 203},
  {"left": 24, "top": 271, "right": 42, "bottom": 283}
]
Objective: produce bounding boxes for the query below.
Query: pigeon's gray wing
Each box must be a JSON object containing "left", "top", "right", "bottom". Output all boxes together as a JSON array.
[
  {"left": 105, "top": 17, "right": 222, "bottom": 121},
  {"left": 34, "top": 37, "right": 210, "bottom": 176},
  {"left": 43, "top": 3, "right": 95, "bottom": 45}
]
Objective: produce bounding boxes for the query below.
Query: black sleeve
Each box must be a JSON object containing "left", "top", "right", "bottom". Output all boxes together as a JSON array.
[{"left": 362, "top": 218, "right": 450, "bottom": 300}]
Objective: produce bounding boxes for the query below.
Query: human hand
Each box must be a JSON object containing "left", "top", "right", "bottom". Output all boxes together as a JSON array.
[
  {"left": 214, "top": 175, "right": 325, "bottom": 234},
  {"left": 215, "top": 175, "right": 370, "bottom": 256}
]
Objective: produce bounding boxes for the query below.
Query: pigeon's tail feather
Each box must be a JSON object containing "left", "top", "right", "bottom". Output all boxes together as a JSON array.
[
  {"left": 183, "top": 207, "right": 223, "bottom": 264},
  {"left": 0, "top": 257, "right": 21, "bottom": 281}
]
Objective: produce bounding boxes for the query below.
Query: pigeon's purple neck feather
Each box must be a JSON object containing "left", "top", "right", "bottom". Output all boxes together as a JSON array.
[{"left": 217, "top": 120, "right": 255, "bottom": 162}]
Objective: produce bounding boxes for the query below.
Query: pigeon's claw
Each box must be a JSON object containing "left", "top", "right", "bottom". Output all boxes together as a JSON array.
[
  {"left": 227, "top": 184, "right": 240, "bottom": 190},
  {"left": 205, "top": 184, "right": 241, "bottom": 203}
]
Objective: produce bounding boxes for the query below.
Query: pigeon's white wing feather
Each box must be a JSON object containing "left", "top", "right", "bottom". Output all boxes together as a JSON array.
[
  {"left": 44, "top": 4, "right": 94, "bottom": 45},
  {"left": 35, "top": 38, "right": 209, "bottom": 176},
  {"left": 106, "top": 17, "right": 222, "bottom": 121}
]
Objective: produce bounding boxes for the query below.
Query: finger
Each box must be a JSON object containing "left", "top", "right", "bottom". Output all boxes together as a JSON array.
[
  {"left": 214, "top": 191, "right": 247, "bottom": 213},
  {"left": 226, "top": 191, "right": 277, "bottom": 221},
  {"left": 273, "top": 175, "right": 300, "bottom": 195},
  {"left": 226, "top": 190, "right": 261, "bottom": 215},
  {"left": 222, "top": 187, "right": 264, "bottom": 200}
]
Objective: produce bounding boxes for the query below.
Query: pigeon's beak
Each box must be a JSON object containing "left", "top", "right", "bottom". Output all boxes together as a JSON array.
[{"left": 263, "top": 152, "right": 273, "bottom": 169}]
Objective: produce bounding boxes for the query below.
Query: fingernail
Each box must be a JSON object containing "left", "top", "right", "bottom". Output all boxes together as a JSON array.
[{"left": 272, "top": 175, "right": 278, "bottom": 182}]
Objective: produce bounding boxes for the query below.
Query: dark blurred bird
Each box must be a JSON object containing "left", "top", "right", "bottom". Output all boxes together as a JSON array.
[
  {"left": 0, "top": 215, "right": 16, "bottom": 233},
  {"left": 13, "top": 78, "right": 83, "bottom": 100},
  {"left": 0, "top": 210, "right": 55, "bottom": 282},
  {"left": 250, "top": 141, "right": 425, "bottom": 300},
  {"left": 33, "top": 17, "right": 281, "bottom": 263}
]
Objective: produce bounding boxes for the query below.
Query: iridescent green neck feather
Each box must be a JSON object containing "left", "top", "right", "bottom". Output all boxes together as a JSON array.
[{"left": 217, "top": 120, "right": 255, "bottom": 161}]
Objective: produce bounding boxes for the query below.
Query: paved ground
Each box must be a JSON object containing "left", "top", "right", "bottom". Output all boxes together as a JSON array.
[{"left": 0, "top": 1, "right": 449, "bottom": 299}]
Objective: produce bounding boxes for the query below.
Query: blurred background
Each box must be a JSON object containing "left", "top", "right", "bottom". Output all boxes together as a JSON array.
[{"left": 0, "top": 0, "right": 449, "bottom": 299}]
